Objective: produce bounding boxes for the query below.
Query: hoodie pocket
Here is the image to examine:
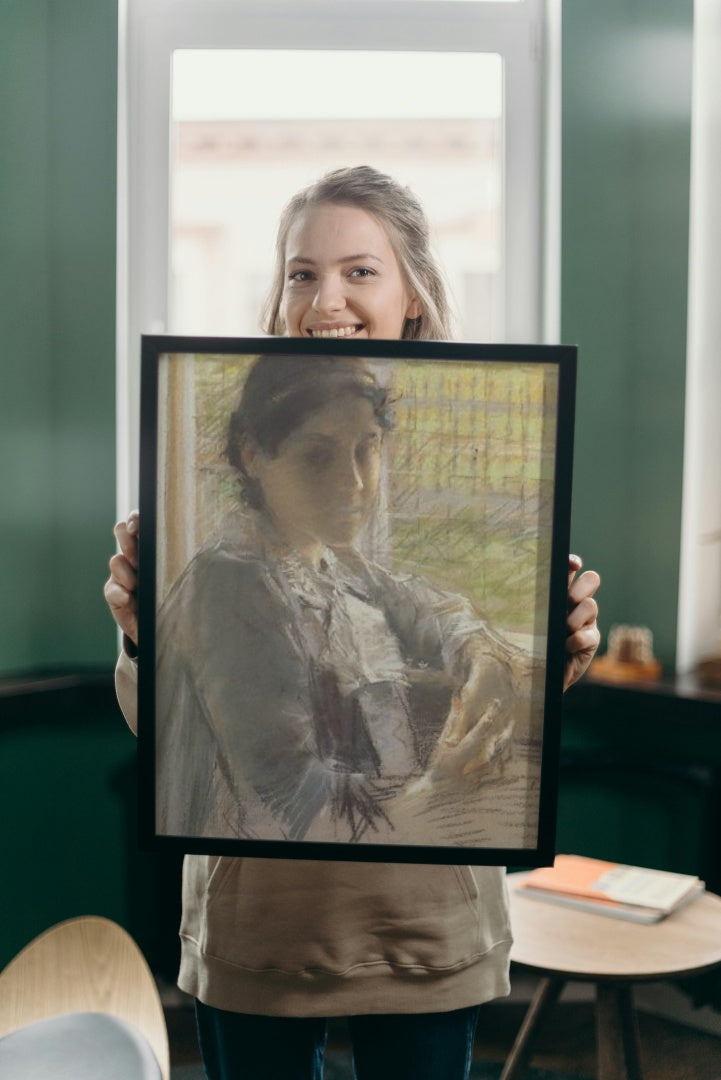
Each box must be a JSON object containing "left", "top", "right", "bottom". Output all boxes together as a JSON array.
[
  {"left": 183, "top": 856, "right": 509, "bottom": 976},
  {"left": 453, "top": 864, "right": 480, "bottom": 906}
]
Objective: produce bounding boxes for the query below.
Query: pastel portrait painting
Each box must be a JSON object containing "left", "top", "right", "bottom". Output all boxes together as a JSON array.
[{"left": 138, "top": 336, "right": 576, "bottom": 865}]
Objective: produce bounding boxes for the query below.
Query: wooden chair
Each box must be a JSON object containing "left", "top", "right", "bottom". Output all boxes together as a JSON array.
[{"left": 0, "top": 915, "right": 170, "bottom": 1079}]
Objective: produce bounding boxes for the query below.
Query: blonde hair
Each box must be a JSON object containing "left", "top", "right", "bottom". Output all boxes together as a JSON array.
[{"left": 262, "top": 165, "right": 453, "bottom": 341}]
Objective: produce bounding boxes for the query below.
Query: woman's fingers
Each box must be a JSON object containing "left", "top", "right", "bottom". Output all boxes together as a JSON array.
[
  {"left": 104, "top": 511, "right": 140, "bottom": 645},
  {"left": 567, "top": 552, "right": 583, "bottom": 587},
  {"left": 568, "top": 567, "right": 601, "bottom": 613},
  {"left": 564, "top": 564, "right": 601, "bottom": 690},
  {"left": 113, "top": 511, "right": 139, "bottom": 567},
  {"left": 103, "top": 576, "right": 139, "bottom": 643},
  {"left": 461, "top": 717, "right": 514, "bottom": 777},
  {"left": 108, "top": 550, "right": 137, "bottom": 592},
  {"left": 567, "top": 589, "right": 600, "bottom": 635}
]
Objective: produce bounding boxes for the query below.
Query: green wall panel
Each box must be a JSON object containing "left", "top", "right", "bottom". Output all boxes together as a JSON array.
[
  {"left": 0, "top": 699, "right": 133, "bottom": 966},
  {"left": 0, "top": 0, "right": 118, "bottom": 674},
  {"left": 0, "top": 2, "right": 54, "bottom": 669},
  {"left": 559, "top": 683, "right": 721, "bottom": 887},
  {"left": 562, "top": 1, "right": 693, "bottom": 669},
  {"left": 0, "top": 683, "right": 184, "bottom": 976},
  {"left": 0, "top": 0, "right": 694, "bottom": 675}
]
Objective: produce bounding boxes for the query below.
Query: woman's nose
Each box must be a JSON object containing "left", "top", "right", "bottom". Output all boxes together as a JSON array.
[
  {"left": 335, "top": 453, "right": 364, "bottom": 492},
  {"left": 312, "top": 274, "right": 345, "bottom": 315}
]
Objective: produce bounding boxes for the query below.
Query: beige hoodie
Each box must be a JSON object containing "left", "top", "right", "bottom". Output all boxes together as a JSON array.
[{"left": 117, "top": 650, "right": 512, "bottom": 1016}]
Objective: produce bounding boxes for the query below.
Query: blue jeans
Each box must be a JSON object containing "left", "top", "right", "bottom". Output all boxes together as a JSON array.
[{"left": 195, "top": 1000, "right": 481, "bottom": 1080}]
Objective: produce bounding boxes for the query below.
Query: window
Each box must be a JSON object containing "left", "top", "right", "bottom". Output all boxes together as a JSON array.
[
  {"left": 117, "top": 0, "right": 557, "bottom": 510},
  {"left": 170, "top": 49, "right": 504, "bottom": 342}
]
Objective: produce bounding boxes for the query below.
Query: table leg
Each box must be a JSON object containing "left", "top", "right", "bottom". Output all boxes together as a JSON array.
[
  {"left": 596, "top": 982, "right": 643, "bottom": 1080},
  {"left": 499, "top": 976, "right": 565, "bottom": 1080}
]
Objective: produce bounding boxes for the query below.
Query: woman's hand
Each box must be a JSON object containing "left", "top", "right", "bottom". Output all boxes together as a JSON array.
[
  {"left": 565, "top": 554, "right": 601, "bottom": 690},
  {"left": 424, "top": 640, "right": 516, "bottom": 785},
  {"left": 103, "top": 510, "right": 140, "bottom": 646}
]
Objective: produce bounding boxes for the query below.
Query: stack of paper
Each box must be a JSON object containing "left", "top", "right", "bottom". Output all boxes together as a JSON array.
[{"left": 516, "top": 855, "right": 705, "bottom": 923}]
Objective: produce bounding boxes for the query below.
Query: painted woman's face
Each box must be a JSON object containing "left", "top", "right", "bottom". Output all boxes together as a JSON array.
[
  {"left": 244, "top": 394, "right": 384, "bottom": 561},
  {"left": 281, "top": 203, "right": 421, "bottom": 340}
]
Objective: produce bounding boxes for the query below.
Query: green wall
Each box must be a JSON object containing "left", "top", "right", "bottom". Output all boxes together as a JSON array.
[
  {"left": 0, "top": 0, "right": 131, "bottom": 968},
  {"left": 0, "top": 0, "right": 118, "bottom": 675},
  {"left": 0, "top": 0, "right": 698, "bottom": 968},
  {"left": 0, "top": 682, "right": 183, "bottom": 973},
  {"left": 0, "top": 2, "right": 694, "bottom": 675},
  {"left": 562, "top": 0, "right": 693, "bottom": 669}
]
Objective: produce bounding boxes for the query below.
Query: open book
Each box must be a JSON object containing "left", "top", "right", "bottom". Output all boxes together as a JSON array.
[{"left": 516, "top": 854, "right": 705, "bottom": 923}]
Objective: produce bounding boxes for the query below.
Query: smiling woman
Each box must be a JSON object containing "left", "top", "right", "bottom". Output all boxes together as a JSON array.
[{"left": 264, "top": 167, "right": 450, "bottom": 341}]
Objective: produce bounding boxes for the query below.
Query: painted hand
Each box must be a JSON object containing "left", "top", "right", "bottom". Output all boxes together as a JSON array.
[{"left": 427, "top": 640, "right": 516, "bottom": 783}]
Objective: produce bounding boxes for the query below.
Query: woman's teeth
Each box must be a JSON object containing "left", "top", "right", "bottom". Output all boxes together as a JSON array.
[{"left": 310, "top": 326, "right": 360, "bottom": 338}]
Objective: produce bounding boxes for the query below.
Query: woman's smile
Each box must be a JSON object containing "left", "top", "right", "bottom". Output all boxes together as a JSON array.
[{"left": 306, "top": 323, "right": 365, "bottom": 339}]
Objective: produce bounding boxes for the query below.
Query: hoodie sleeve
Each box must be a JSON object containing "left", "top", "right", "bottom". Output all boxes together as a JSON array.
[{"left": 115, "top": 647, "right": 139, "bottom": 736}]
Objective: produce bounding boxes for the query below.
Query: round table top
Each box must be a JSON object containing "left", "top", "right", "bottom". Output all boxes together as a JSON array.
[{"left": 508, "top": 872, "right": 721, "bottom": 981}]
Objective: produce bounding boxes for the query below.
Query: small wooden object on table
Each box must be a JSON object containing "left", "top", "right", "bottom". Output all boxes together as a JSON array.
[
  {"left": 590, "top": 624, "right": 662, "bottom": 684},
  {"left": 502, "top": 873, "right": 721, "bottom": 1080}
]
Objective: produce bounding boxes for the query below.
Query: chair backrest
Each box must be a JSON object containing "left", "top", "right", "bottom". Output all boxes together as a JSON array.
[{"left": 0, "top": 915, "right": 170, "bottom": 1080}]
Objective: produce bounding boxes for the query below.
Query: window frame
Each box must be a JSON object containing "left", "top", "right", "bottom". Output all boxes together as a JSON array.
[
  {"left": 117, "top": 0, "right": 558, "bottom": 510},
  {"left": 676, "top": 0, "right": 721, "bottom": 674}
]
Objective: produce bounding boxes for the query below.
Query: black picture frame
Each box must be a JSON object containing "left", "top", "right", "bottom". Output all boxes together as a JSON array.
[{"left": 138, "top": 335, "right": 576, "bottom": 865}]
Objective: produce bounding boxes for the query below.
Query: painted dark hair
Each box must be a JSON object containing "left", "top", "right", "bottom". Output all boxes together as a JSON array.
[{"left": 226, "top": 354, "right": 394, "bottom": 509}]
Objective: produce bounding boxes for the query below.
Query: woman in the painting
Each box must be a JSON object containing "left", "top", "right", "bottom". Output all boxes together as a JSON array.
[{"left": 155, "top": 352, "right": 523, "bottom": 845}]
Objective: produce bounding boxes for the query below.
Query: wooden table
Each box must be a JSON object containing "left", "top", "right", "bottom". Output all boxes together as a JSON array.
[{"left": 502, "top": 873, "right": 721, "bottom": 1080}]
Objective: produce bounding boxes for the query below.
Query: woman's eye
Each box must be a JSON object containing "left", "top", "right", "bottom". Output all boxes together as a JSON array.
[
  {"left": 303, "top": 448, "right": 333, "bottom": 470},
  {"left": 288, "top": 270, "right": 313, "bottom": 283},
  {"left": 357, "top": 435, "right": 381, "bottom": 461},
  {"left": 349, "top": 267, "right": 375, "bottom": 279}
]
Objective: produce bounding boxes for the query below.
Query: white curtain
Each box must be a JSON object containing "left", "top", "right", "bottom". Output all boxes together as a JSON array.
[{"left": 677, "top": 0, "right": 721, "bottom": 672}]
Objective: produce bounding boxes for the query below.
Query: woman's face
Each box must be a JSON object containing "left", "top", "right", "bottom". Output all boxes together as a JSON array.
[
  {"left": 281, "top": 203, "right": 421, "bottom": 340},
  {"left": 244, "top": 394, "right": 384, "bottom": 561}
]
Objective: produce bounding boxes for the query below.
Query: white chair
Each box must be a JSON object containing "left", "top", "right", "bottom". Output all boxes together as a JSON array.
[{"left": 0, "top": 915, "right": 170, "bottom": 1079}]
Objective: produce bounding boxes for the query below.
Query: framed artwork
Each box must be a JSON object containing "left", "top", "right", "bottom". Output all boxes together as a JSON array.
[{"left": 137, "top": 336, "right": 576, "bottom": 865}]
